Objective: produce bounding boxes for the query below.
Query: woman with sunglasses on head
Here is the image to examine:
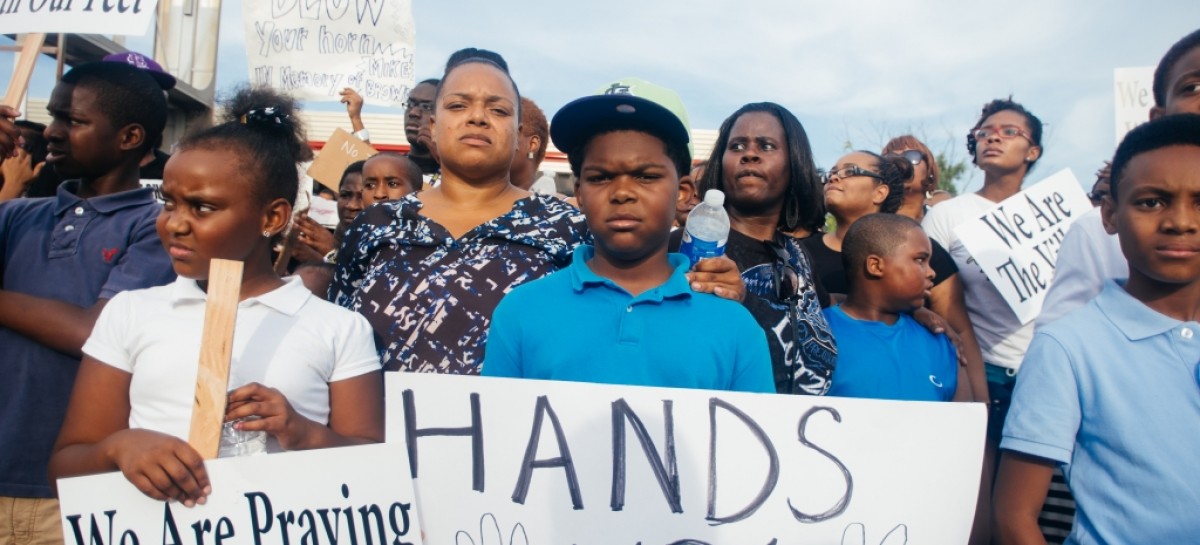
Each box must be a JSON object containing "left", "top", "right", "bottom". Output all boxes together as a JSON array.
[
  {"left": 923, "top": 98, "right": 1044, "bottom": 427},
  {"left": 882, "top": 135, "right": 941, "bottom": 222},
  {"left": 676, "top": 102, "right": 837, "bottom": 395}
]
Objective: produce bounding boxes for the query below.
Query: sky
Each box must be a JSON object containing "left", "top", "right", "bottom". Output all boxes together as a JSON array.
[{"left": 6, "top": 1, "right": 1200, "bottom": 193}]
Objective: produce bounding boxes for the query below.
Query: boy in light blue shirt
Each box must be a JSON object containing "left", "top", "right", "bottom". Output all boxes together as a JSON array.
[
  {"left": 823, "top": 213, "right": 968, "bottom": 402},
  {"left": 482, "top": 82, "right": 772, "bottom": 393},
  {"left": 993, "top": 114, "right": 1200, "bottom": 543}
]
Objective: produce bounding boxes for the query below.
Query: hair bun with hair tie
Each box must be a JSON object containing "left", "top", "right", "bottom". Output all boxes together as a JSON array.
[{"left": 240, "top": 106, "right": 292, "bottom": 131}]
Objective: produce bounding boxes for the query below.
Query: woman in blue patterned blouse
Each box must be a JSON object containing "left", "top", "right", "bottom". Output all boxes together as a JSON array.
[{"left": 331, "top": 52, "right": 745, "bottom": 375}]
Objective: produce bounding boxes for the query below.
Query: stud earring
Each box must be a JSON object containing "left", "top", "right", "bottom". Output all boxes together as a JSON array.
[
  {"left": 262, "top": 230, "right": 271, "bottom": 238},
  {"left": 527, "top": 151, "right": 535, "bottom": 160}
]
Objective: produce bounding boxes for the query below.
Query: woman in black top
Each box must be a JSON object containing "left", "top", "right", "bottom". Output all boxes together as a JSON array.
[{"left": 675, "top": 102, "right": 836, "bottom": 395}]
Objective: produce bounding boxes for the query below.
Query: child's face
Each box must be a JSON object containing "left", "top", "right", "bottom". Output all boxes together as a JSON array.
[
  {"left": 43, "top": 83, "right": 124, "bottom": 179},
  {"left": 1153, "top": 46, "right": 1200, "bottom": 118},
  {"left": 430, "top": 63, "right": 519, "bottom": 180},
  {"left": 575, "top": 130, "right": 679, "bottom": 264},
  {"left": 362, "top": 156, "right": 416, "bottom": 206},
  {"left": 1103, "top": 145, "right": 1200, "bottom": 288},
  {"left": 157, "top": 148, "right": 278, "bottom": 280},
  {"left": 879, "top": 228, "right": 935, "bottom": 311}
]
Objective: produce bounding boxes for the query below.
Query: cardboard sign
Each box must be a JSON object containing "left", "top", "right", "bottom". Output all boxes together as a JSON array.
[
  {"left": 57, "top": 443, "right": 424, "bottom": 545},
  {"left": 388, "top": 374, "right": 987, "bottom": 544},
  {"left": 0, "top": 0, "right": 159, "bottom": 35},
  {"left": 954, "top": 169, "right": 1093, "bottom": 324},
  {"left": 307, "top": 128, "right": 377, "bottom": 192},
  {"left": 1114, "top": 66, "right": 1156, "bottom": 144},
  {"left": 243, "top": 0, "right": 416, "bottom": 106}
]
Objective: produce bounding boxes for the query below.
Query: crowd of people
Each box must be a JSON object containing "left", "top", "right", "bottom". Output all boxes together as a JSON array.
[{"left": 0, "top": 27, "right": 1198, "bottom": 545}]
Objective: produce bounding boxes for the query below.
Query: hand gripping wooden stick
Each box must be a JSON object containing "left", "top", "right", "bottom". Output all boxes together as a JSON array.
[{"left": 188, "top": 259, "right": 244, "bottom": 459}]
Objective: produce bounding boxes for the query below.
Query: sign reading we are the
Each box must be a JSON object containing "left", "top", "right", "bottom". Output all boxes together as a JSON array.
[
  {"left": 0, "top": 0, "right": 159, "bottom": 35},
  {"left": 57, "top": 443, "right": 423, "bottom": 545},
  {"left": 389, "top": 374, "right": 986, "bottom": 544},
  {"left": 243, "top": 0, "right": 415, "bottom": 106},
  {"left": 954, "top": 169, "right": 1093, "bottom": 324}
]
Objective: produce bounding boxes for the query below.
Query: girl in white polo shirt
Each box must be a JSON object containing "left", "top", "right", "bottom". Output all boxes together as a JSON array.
[{"left": 48, "top": 88, "right": 383, "bottom": 508}]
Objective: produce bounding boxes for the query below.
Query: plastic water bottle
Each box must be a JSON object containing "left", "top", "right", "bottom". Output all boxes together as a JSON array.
[{"left": 679, "top": 189, "right": 730, "bottom": 267}]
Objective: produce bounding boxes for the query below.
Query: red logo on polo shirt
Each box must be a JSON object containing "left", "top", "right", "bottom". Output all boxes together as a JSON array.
[{"left": 102, "top": 248, "right": 119, "bottom": 263}]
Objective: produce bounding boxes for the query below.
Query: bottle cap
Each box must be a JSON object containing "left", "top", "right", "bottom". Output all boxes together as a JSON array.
[{"left": 703, "top": 189, "right": 725, "bottom": 207}]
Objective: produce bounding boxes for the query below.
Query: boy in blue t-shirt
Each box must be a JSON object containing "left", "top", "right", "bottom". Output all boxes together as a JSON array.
[
  {"left": 823, "top": 213, "right": 968, "bottom": 402},
  {"left": 482, "top": 83, "right": 772, "bottom": 393},
  {"left": 993, "top": 114, "right": 1200, "bottom": 544}
]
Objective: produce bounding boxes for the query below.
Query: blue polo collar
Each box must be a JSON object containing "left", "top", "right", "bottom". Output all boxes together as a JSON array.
[
  {"left": 1097, "top": 280, "right": 1193, "bottom": 341},
  {"left": 53, "top": 180, "right": 157, "bottom": 216},
  {"left": 568, "top": 245, "right": 692, "bottom": 302},
  {"left": 170, "top": 275, "right": 310, "bottom": 316}
]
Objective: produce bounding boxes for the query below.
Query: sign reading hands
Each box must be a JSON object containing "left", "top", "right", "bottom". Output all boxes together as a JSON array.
[
  {"left": 391, "top": 374, "right": 985, "bottom": 544},
  {"left": 243, "top": 0, "right": 416, "bottom": 106}
]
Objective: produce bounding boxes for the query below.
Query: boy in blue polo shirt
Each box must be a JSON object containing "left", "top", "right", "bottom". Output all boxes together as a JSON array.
[
  {"left": 482, "top": 83, "right": 772, "bottom": 393},
  {"left": 993, "top": 114, "right": 1200, "bottom": 544},
  {"left": 0, "top": 62, "right": 175, "bottom": 544},
  {"left": 823, "top": 213, "right": 969, "bottom": 402}
]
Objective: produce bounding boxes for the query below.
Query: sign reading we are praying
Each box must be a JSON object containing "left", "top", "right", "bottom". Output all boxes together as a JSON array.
[
  {"left": 243, "top": 0, "right": 416, "bottom": 106},
  {"left": 56, "top": 443, "right": 424, "bottom": 545},
  {"left": 954, "top": 169, "right": 1093, "bottom": 324},
  {"left": 0, "top": 0, "right": 160, "bottom": 35},
  {"left": 389, "top": 374, "right": 987, "bottom": 544}
]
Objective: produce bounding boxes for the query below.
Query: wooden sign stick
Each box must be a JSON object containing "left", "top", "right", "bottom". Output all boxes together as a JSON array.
[
  {"left": 3, "top": 33, "right": 46, "bottom": 108},
  {"left": 187, "top": 259, "right": 244, "bottom": 459}
]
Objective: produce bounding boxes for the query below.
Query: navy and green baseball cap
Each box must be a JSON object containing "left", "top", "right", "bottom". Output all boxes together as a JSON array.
[{"left": 550, "top": 77, "right": 692, "bottom": 164}]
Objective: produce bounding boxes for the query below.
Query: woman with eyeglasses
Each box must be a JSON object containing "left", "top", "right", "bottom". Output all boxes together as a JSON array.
[
  {"left": 882, "top": 135, "right": 942, "bottom": 222},
  {"left": 923, "top": 97, "right": 1046, "bottom": 452},
  {"left": 804, "top": 151, "right": 990, "bottom": 404},
  {"left": 678, "top": 102, "right": 837, "bottom": 395}
]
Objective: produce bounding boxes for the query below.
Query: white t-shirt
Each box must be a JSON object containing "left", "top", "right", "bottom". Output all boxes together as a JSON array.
[
  {"left": 83, "top": 276, "right": 381, "bottom": 451},
  {"left": 1034, "top": 208, "right": 1128, "bottom": 328},
  {"left": 923, "top": 192, "right": 1033, "bottom": 370}
]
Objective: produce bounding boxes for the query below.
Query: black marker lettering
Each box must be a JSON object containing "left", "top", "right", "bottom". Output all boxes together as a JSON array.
[
  {"left": 610, "top": 398, "right": 682, "bottom": 513},
  {"left": 788, "top": 406, "right": 853, "bottom": 522},
  {"left": 402, "top": 389, "right": 485, "bottom": 492},
  {"left": 511, "top": 395, "right": 584, "bottom": 509},
  {"left": 706, "top": 398, "right": 779, "bottom": 525}
]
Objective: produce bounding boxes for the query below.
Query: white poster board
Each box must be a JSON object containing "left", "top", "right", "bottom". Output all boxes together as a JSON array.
[
  {"left": 243, "top": 0, "right": 416, "bottom": 106},
  {"left": 0, "top": 0, "right": 159, "bottom": 35},
  {"left": 1114, "top": 66, "right": 1156, "bottom": 144},
  {"left": 57, "top": 443, "right": 424, "bottom": 545},
  {"left": 954, "top": 169, "right": 1093, "bottom": 324},
  {"left": 387, "top": 374, "right": 987, "bottom": 544}
]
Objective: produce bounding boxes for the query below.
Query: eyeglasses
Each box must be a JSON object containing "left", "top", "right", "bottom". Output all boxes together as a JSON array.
[
  {"left": 767, "top": 240, "right": 802, "bottom": 303},
  {"left": 404, "top": 99, "right": 433, "bottom": 113},
  {"left": 899, "top": 149, "right": 925, "bottom": 166},
  {"left": 971, "top": 125, "right": 1033, "bottom": 143},
  {"left": 820, "top": 165, "right": 883, "bottom": 185}
]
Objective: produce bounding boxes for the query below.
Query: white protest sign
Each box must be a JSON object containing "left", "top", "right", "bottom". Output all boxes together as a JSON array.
[
  {"left": 1114, "top": 66, "right": 1156, "bottom": 144},
  {"left": 954, "top": 169, "right": 1092, "bottom": 324},
  {"left": 0, "top": 0, "right": 159, "bottom": 35},
  {"left": 387, "top": 374, "right": 987, "bottom": 544},
  {"left": 243, "top": 0, "right": 416, "bottom": 106},
  {"left": 58, "top": 443, "right": 424, "bottom": 545}
]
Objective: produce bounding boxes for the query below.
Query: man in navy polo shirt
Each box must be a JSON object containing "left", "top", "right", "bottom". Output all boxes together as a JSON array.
[{"left": 0, "top": 62, "right": 175, "bottom": 544}]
